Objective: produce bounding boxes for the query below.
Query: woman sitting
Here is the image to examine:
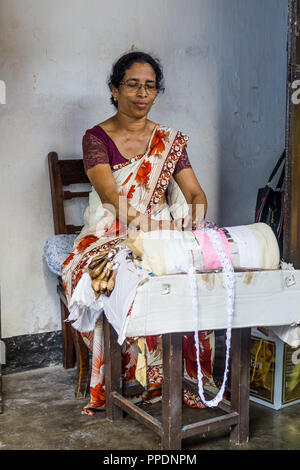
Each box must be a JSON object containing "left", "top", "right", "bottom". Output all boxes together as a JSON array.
[{"left": 62, "top": 51, "right": 215, "bottom": 416}]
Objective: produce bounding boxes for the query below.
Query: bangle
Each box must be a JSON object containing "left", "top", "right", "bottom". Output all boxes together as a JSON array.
[{"left": 192, "top": 220, "right": 217, "bottom": 231}]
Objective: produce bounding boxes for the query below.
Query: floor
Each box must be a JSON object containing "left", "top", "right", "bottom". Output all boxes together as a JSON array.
[{"left": 1, "top": 365, "right": 300, "bottom": 451}]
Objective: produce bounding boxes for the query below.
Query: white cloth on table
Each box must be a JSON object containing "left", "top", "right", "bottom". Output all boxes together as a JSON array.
[
  {"left": 270, "top": 324, "right": 300, "bottom": 348},
  {"left": 66, "top": 248, "right": 148, "bottom": 344},
  {"left": 101, "top": 250, "right": 148, "bottom": 344},
  {"left": 67, "top": 272, "right": 104, "bottom": 332}
]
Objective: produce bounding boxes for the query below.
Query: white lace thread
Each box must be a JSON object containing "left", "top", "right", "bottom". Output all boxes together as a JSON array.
[{"left": 188, "top": 227, "right": 235, "bottom": 407}]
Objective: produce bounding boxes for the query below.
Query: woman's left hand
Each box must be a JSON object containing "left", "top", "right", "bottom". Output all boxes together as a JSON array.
[{"left": 172, "top": 215, "right": 193, "bottom": 231}]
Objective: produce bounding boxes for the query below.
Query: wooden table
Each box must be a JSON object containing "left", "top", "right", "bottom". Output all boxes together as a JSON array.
[
  {"left": 104, "top": 316, "right": 251, "bottom": 450},
  {"left": 102, "top": 268, "right": 300, "bottom": 449}
]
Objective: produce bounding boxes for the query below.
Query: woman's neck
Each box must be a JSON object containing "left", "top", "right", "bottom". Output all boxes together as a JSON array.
[{"left": 112, "top": 112, "right": 151, "bottom": 135}]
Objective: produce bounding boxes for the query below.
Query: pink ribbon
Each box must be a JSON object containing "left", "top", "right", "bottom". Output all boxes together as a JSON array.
[{"left": 193, "top": 229, "right": 232, "bottom": 270}]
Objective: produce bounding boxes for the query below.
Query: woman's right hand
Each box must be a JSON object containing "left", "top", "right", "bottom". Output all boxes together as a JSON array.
[
  {"left": 148, "top": 219, "right": 182, "bottom": 231},
  {"left": 158, "top": 216, "right": 193, "bottom": 231},
  {"left": 137, "top": 218, "right": 173, "bottom": 232},
  {"left": 137, "top": 214, "right": 192, "bottom": 232},
  {"left": 158, "top": 220, "right": 177, "bottom": 231}
]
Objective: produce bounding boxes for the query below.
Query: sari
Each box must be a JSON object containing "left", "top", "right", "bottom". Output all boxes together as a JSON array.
[{"left": 61, "top": 124, "right": 215, "bottom": 415}]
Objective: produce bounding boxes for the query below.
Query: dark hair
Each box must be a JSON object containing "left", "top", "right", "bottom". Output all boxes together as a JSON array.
[{"left": 108, "top": 51, "right": 165, "bottom": 108}]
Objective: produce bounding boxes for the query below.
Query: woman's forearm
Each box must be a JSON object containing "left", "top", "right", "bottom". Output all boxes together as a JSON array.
[
  {"left": 191, "top": 192, "right": 207, "bottom": 225},
  {"left": 101, "top": 190, "right": 163, "bottom": 231},
  {"left": 101, "top": 188, "right": 207, "bottom": 233},
  {"left": 173, "top": 168, "right": 207, "bottom": 228}
]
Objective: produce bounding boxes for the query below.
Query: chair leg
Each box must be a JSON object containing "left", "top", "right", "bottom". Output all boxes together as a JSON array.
[
  {"left": 161, "top": 333, "right": 183, "bottom": 450},
  {"left": 104, "top": 316, "right": 123, "bottom": 421},
  {"left": 60, "top": 299, "right": 75, "bottom": 369},
  {"left": 71, "top": 328, "right": 90, "bottom": 399},
  {"left": 229, "top": 328, "right": 251, "bottom": 445}
]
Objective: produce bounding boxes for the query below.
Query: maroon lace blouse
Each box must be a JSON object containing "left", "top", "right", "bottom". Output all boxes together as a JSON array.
[{"left": 82, "top": 125, "right": 192, "bottom": 175}]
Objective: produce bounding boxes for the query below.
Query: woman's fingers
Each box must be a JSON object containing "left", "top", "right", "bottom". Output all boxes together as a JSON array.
[
  {"left": 142, "top": 217, "right": 198, "bottom": 232},
  {"left": 172, "top": 215, "right": 193, "bottom": 231},
  {"left": 181, "top": 215, "right": 193, "bottom": 231}
]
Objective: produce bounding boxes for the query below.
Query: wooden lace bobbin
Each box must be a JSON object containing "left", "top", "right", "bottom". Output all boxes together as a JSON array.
[
  {"left": 89, "top": 257, "right": 109, "bottom": 279},
  {"left": 88, "top": 249, "right": 110, "bottom": 270},
  {"left": 105, "top": 263, "right": 120, "bottom": 296},
  {"left": 99, "top": 261, "right": 114, "bottom": 294},
  {"left": 91, "top": 260, "right": 111, "bottom": 293}
]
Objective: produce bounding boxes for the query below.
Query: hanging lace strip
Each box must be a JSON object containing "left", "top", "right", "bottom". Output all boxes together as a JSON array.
[{"left": 188, "top": 226, "right": 235, "bottom": 407}]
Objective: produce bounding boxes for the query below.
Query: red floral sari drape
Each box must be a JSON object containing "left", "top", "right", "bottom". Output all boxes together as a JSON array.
[{"left": 61, "top": 125, "right": 215, "bottom": 415}]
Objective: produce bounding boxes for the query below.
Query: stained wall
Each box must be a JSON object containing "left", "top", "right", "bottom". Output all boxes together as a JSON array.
[{"left": 0, "top": 0, "right": 288, "bottom": 337}]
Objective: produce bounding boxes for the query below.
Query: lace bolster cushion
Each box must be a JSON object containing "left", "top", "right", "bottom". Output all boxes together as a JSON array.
[{"left": 82, "top": 132, "right": 192, "bottom": 175}]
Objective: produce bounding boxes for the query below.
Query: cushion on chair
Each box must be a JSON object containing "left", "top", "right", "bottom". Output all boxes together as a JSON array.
[{"left": 44, "top": 234, "right": 77, "bottom": 276}]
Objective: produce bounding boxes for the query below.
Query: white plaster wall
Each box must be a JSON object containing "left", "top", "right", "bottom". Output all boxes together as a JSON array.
[
  {"left": 0, "top": 0, "right": 288, "bottom": 338},
  {"left": 214, "top": 1, "right": 288, "bottom": 226}
]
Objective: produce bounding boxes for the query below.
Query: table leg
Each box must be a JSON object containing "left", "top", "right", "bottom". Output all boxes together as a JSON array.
[
  {"left": 229, "top": 327, "right": 251, "bottom": 444},
  {"left": 162, "top": 333, "right": 183, "bottom": 450},
  {"left": 104, "top": 316, "right": 123, "bottom": 421}
]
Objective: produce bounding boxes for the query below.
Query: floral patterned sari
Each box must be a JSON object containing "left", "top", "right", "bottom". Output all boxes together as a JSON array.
[{"left": 61, "top": 124, "right": 215, "bottom": 415}]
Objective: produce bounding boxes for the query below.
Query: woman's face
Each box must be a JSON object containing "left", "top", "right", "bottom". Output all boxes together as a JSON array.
[{"left": 113, "top": 62, "right": 157, "bottom": 118}]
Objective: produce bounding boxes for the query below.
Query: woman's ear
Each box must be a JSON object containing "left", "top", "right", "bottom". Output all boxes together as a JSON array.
[{"left": 110, "top": 85, "right": 118, "bottom": 102}]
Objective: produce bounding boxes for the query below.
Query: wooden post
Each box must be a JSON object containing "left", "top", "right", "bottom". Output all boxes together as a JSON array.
[
  {"left": 60, "top": 299, "right": 75, "bottom": 369},
  {"left": 104, "top": 316, "right": 123, "bottom": 421},
  {"left": 71, "top": 327, "right": 90, "bottom": 398},
  {"left": 161, "top": 333, "right": 183, "bottom": 450},
  {"left": 283, "top": 0, "right": 300, "bottom": 266},
  {"left": 229, "top": 328, "right": 251, "bottom": 445}
]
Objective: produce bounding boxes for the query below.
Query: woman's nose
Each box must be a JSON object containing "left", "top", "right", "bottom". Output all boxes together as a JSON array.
[{"left": 136, "top": 84, "right": 148, "bottom": 97}]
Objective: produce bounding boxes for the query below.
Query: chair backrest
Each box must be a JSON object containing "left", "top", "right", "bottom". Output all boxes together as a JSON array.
[{"left": 48, "top": 151, "right": 90, "bottom": 234}]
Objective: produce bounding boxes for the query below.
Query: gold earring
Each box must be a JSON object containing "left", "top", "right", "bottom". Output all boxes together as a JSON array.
[{"left": 113, "top": 96, "right": 118, "bottom": 102}]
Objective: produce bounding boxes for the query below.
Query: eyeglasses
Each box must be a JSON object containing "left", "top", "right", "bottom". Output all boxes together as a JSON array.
[{"left": 119, "top": 80, "right": 157, "bottom": 94}]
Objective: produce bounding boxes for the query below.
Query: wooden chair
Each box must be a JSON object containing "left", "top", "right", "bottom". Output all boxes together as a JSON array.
[
  {"left": 47, "top": 151, "right": 147, "bottom": 401},
  {"left": 48, "top": 151, "right": 91, "bottom": 398}
]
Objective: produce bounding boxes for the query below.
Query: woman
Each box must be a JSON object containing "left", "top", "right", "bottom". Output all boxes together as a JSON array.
[{"left": 62, "top": 51, "right": 214, "bottom": 415}]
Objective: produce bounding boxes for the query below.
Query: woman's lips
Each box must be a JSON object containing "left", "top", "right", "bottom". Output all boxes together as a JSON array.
[{"left": 134, "top": 102, "right": 148, "bottom": 109}]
